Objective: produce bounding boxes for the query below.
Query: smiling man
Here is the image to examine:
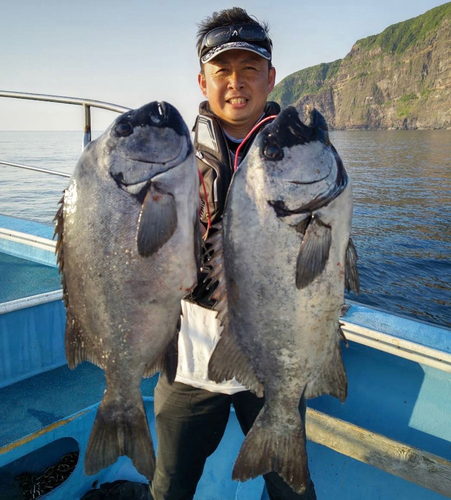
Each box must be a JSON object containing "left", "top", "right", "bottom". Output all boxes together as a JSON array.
[
  {"left": 198, "top": 49, "right": 275, "bottom": 139},
  {"left": 150, "top": 8, "right": 317, "bottom": 500}
]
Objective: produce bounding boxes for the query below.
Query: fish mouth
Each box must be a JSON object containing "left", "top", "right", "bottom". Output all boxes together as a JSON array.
[
  {"left": 127, "top": 142, "right": 184, "bottom": 164},
  {"left": 121, "top": 179, "right": 151, "bottom": 196},
  {"left": 287, "top": 176, "right": 329, "bottom": 185},
  {"left": 269, "top": 174, "right": 348, "bottom": 217}
]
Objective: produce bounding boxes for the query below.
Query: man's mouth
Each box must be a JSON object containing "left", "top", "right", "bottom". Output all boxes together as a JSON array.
[{"left": 227, "top": 97, "right": 248, "bottom": 105}]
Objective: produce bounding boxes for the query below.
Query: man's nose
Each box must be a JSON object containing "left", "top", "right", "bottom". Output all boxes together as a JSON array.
[{"left": 227, "top": 72, "right": 244, "bottom": 89}]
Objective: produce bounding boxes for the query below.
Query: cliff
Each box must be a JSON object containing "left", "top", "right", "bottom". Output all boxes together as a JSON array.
[{"left": 270, "top": 3, "right": 451, "bottom": 129}]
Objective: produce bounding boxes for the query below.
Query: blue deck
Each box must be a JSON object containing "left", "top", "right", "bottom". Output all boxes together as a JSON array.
[
  {"left": 0, "top": 363, "right": 157, "bottom": 450},
  {"left": 0, "top": 364, "right": 265, "bottom": 500},
  {"left": 0, "top": 300, "right": 66, "bottom": 388}
]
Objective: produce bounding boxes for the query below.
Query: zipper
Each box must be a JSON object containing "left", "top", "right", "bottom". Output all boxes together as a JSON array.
[{"left": 196, "top": 150, "right": 219, "bottom": 205}]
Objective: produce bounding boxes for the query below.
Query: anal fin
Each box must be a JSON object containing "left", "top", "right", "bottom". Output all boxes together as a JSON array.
[
  {"left": 143, "top": 328, "right": 179, "bottom": 383},
  {"left": 208, "top": 334, "right": 264, "bottom": 397},
  {"left": 304, "top": 326, "right": 347, "bottom": 402},
  {"left": 65, "top": 310, "right": 102, "bottom": 369}
]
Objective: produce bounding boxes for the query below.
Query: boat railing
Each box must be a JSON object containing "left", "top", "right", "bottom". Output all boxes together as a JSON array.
[{"left": 0, "top": 90, "right": 130, "bottom": 178}]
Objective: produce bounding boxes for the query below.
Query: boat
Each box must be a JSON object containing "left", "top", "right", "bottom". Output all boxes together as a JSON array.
[{"left": 0, "top": 90, "right": 450, "bottom": 500}]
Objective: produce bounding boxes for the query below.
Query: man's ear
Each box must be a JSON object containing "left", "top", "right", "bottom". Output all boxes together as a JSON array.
[
  {"left": 198, "top": 72, "right": 208, "bottom": 98},
  {"left": 268, "top": 66, "right": 276, "bottom": 93}
]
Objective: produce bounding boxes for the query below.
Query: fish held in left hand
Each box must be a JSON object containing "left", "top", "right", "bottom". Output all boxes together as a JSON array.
[{"left": 54, "top": 101, "right": 200, "bottom": 480}]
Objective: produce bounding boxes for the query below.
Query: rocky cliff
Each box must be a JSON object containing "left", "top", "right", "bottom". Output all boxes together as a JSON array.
[{"left": 270, "top": 3, "right": 451, "bottom": 129}]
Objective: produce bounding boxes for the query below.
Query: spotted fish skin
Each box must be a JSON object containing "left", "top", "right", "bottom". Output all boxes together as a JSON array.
[
  {"left": 208, "top": 106, "right": 358, "bottom": 493},
  {"left": 54, "top": 101, "right": 199, "bottom": 480}
]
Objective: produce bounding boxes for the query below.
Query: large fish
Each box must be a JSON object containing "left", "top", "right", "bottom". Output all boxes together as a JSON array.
[
  {"left": 206, "top": 106, "right": 359, "bottom": 493},
  {"left": 54, "top": 101, "right": 199, "bottom": 480}
]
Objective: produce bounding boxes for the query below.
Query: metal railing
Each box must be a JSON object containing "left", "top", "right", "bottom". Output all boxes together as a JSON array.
[{"left": 0, "top": 90, "right": 130, "bottom": 177}]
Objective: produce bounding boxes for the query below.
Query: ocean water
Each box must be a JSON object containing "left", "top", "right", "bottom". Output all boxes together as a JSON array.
[{"left": 0, "top": 129, "right": 450, "bottom": 328}]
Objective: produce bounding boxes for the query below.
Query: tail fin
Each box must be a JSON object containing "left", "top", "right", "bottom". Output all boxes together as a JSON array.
[
  {"left": 232, "top": 406, "right": 310, "bottom": 494},
  {"left": 84, "top": 391, "right": 155, "bottom": 480}
]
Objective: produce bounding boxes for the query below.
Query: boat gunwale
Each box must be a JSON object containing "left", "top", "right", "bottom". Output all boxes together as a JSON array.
[{"left": 0, "top": 91, "right": 449, "bottom": 373}]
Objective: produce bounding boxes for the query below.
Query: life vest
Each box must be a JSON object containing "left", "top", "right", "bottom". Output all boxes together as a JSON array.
[
  {"left": 190, "top": 101, "right": 280, "bottom": 308},
  {"left": 193, "top": 100, "right": 280, "bottom": 227}
]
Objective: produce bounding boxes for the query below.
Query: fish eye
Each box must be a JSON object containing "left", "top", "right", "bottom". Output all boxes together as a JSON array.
[
  {"left": 263, "top": 143, "right": 283, "bottom": 160},
  {"left": 115, "top": 121, "right": 134, "bottom": 137}
]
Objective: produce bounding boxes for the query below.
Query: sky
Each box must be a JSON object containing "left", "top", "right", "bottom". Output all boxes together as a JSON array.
[{"left": 0, "top": 0, "right": 448, "bottom": 131}]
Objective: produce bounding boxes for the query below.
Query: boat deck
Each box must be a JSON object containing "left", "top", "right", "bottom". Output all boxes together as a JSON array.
[
  {"left": 0, "top": 365, "right": 160, "bottom": 500},
  {"left": 0, "top": 363, "right": 267, "bottom": 500},
  {"left": 0, "top": 251, "right": 61, "bottom": 304},
  {"left": 0, "top": 363, "right": 157, "bottom": 449}
]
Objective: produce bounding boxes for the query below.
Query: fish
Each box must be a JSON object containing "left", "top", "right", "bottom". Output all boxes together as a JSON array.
[
  {"left": 53, "top": 101, "right": 200, "bottom": 480},
  {"left": 206, "top": 106, "right": 359, "bottom": 493}
]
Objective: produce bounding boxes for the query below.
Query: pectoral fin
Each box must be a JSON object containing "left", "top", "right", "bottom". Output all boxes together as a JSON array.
[
  {"left": 296, "top": 217, "right": 331, "bottom": 289},
  {"left": 137, "top": 184, "right": 177, "bottom": 257}
]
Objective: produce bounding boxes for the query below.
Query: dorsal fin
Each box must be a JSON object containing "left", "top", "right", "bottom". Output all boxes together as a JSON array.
[
  {"left": 53, "top": 193, "right": 102, "bottom": 370},
  {"left": 206, "top": 225, "right": 229, "bottom": 332},
  {"left": 53, "top": 194, "right": 69, "bottom": 306},
  {"left": 204, "top": 223, "right": 263, "bottom": 396},
  {"left": 345, "top": 237, "right": 360, "bottom": 294}
]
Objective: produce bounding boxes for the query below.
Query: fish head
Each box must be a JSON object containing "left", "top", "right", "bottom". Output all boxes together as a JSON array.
[
  {"left": 246, "top": 106, "right": 347, "bottom": 216},
  {"left": 67, "top": 101, "right": 198, "bottom": 258},
  {"left": 86, "top": 101, "right": 193, "bottom": 199}
]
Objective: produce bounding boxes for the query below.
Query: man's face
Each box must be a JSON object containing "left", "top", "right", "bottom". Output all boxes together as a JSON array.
[{"left": 198, "top": 50, "right": 276, "bottom": 138}]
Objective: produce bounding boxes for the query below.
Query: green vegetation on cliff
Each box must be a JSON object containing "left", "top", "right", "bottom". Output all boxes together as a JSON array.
[
  {"left": 269, "top": 59, "right": 342, "bottom": 108},
  {"left": 356, "top": 2, "right": 451, "bottom": 55},
  {"left": 269, "top": 2, "right": 451, "bottom": 129}
]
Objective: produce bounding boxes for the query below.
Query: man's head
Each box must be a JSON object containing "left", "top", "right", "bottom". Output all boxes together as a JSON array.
[
  {"left": 196, "top": 8, "right": 276, "bottom": 139},
  {"left": 197, "top": 8, "right": 273, "bottom": 70}
]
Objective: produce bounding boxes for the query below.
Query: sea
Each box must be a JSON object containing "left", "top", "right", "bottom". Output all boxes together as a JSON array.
[{"left": 0, "top": 130, "right": 450, "bottom": 329}]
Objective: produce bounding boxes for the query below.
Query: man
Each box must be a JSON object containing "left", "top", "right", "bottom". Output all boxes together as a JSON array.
[{"left": 150, "top": 8, "right": 317, "bottom": 500}]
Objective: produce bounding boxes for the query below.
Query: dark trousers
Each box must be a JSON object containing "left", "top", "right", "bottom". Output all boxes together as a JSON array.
[{"left": 150, "top": 376, "right": 317, "bottom": 500}]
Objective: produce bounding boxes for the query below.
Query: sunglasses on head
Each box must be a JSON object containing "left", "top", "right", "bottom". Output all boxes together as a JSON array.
[{"left": 200, "top": 24, "right": 271, "bottom": 56}]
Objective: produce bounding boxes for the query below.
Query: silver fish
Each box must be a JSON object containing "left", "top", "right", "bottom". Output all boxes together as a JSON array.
[
  {"left": 207, "top": 106, "right": 359, "bottom": 493},
  {"left": 54, "top": 101, "right": 199, "bottom": 480}
]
